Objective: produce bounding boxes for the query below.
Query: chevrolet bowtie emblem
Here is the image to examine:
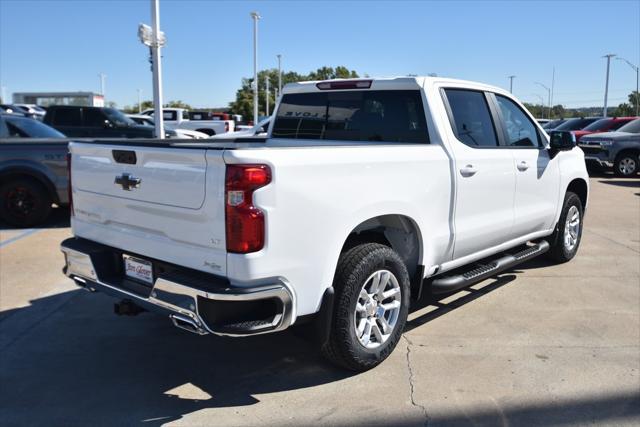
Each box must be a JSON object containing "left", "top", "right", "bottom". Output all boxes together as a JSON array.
[{"left": 114, "top": 173, "right": 141, "bottom": 191}]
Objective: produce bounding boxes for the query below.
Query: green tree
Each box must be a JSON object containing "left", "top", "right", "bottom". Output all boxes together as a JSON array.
[
  {"left": 229, "top": 66, "right": 359, "bottom": 121},
  {"left": 163, "top": 100, "right": 192, "bottom": 109}
]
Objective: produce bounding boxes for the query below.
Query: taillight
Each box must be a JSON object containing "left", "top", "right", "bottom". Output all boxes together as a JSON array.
[
  {"left": 66, "top": 152, "right": 74, "bottom": 216},
  {"left": 225, "top": 164, "right": 271, "bottom": 253},
  {"left": 225, "top": 121, "right": 229, "bottom": 132}
]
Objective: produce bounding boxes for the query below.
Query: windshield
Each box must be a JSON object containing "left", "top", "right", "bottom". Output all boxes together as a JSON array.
[
  {"left": 103, "top": 108, "right": 136, "bottom": 126},
  {"left": 582, "top": 118, "right": 612, "bottom": 131},
  {"left": 554, "top": 118, "right": 600, "bottom": 131},
  {"left": 617, "top": 118, "right": 640, "bottom": 134},
  {"left": 5, "top": 116, "right": 65, "bottom": 138}
]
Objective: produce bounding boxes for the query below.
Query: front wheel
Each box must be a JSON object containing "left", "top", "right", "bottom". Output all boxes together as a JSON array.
[
  {"left": 321, "top": 243, "right": 410, "bottom": 371},
  {"left": 614, "top": 152, "right": 639, "bottom": 177},
  {"left": 546, "top": 192, "right": 583, "bottom": 263}
]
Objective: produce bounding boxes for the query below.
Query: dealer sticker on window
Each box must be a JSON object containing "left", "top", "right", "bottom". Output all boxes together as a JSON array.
[{"left": 123, "top": 255, "right": 153, "bottom": 285}]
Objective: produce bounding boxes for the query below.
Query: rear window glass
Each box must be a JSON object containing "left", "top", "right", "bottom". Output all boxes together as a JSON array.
[
  {"left": 271, "top": 90, "right": 428, "bottom": 143},
  {"left": 582, "top": 118, "right": 612, "bottom": 131}
]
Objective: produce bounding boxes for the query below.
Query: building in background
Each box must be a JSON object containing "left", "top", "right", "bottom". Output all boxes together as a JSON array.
[{"left": 12, "top": 92, "right": 104, "bottom": 107}]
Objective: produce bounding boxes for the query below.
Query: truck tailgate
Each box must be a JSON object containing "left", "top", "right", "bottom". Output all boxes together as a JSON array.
[{"left": 70, "top": 142, "right": 228, "bottom": 276}]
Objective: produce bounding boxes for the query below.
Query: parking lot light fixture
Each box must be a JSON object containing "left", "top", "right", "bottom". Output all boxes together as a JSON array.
[
  {"left": 535, "top": 81, "right": 551, "bottom": 119},
  {"left": 98, "top": 73, "right": 106, "bottom": 100},
  {"left": 251, "top": 11, "right": 261, "bottom": 125},
  {"left": 616, "top": 57, "right": 639, "bottom": 116},
  {"left": 138, "top": 0, "right": 167, "bottom": 138},
  {"left": 137, "top": 89, "right": 142, "bottom": 113},
  {"left": 602, "top": 54, "right": 616, "bottom": 118}
]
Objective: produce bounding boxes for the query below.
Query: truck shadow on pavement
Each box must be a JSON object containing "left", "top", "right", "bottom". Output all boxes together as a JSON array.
[{"left": 0, "top": 257, "right": 634, "bottom": 425}]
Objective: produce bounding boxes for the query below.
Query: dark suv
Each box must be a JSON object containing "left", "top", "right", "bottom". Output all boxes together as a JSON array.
[{"left": 44, "top": 106, "right": 173, "bottom": 138}]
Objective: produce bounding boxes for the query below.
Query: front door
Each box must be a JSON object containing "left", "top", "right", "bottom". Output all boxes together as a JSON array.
[
  {"left": 492, "top": 94, "right": 560, "bottom": 236},
  {"left": 442, "top": 88, "right": 517, "bottom": 259}
]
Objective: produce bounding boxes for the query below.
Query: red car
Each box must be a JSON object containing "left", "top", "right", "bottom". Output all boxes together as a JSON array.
[{"left": 573, "top": 117, "right": 638, "bottom": 142}]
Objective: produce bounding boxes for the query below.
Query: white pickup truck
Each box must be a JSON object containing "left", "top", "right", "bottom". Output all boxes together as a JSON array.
[
  {"left": 61, "top": 77, "right": 588, "bottom": 371},
  {"left": 141, "top": 108, "right": 234, "bottom": 136}
]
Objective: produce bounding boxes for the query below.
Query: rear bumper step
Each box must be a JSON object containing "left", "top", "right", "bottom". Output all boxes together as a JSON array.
[
  {"left": 60, "top": 238, "right": 294, "bottom": 337},
  {"left": 430, "top": 241, "right": 550, "bottom": 294}
]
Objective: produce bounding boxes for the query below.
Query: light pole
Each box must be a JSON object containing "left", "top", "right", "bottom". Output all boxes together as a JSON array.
[
  {"left": 532, "top": 93, "right": 545, "bottom": 118},
  {"left": 277, "top": 54, "right": 282, "bottom": 96},
  {"left": 251, "top": 11, "right": 261, "bottom": 125},
  {"left": 617, "top": 57, "right": 639, "bottom": 116},
  {"left": 603, "top": 53, "right": 616, "bottom": 117},
  {"left": 138, "top": 0, "right": 167, "bottom": 138},
  {"left": 265, "top": 75, "right": 270, "bottom": 116},
  {"left": 98, "top": 73, "right": 106, "bottom": 100},
  {"left": 0, "top": 86, "right": 6, "bottom": 103},
  {"left": 508, "top": 75, "right": 516, "bottom": 93},
  {"left": 535, "top": 82, "right": 551, "bottom": 119},
  {"left": 137, "top": 89, "right": 142, "bottom": 113},
  {"left": 550, "top": 67, "right": 555, "bottom": 111}
]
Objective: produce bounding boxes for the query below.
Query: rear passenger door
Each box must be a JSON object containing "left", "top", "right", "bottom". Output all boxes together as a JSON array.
[
  {"left": 50, "top": 107, "right": 81, "bottom": 136},
  {"left": 442, "top": 89, "right": 517, "bottom": 259},
  {"left": 492, "top": 94, "right": 560, "bottom": 236}
]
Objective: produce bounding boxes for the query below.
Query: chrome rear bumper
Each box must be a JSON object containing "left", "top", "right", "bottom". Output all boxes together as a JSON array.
[{"left": 61, "top": 238, "right": 294, "bottom": 337}]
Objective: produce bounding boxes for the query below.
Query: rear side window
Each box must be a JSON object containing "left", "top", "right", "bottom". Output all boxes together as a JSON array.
[
  {"left": 495, "top": 95, "right": 541, "bottom": 147},
  {"left": 271, "top": 90, "right": 428, "bottom": 143},
  {"left": 52, "top": 108, "right": 81, "bottom": 126},
  {"left": 444, "top": 89, "right": 499, "bottom": 147}
]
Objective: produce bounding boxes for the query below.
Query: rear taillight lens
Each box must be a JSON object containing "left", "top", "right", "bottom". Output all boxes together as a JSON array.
[
  {"left": 225, "top": 122, "right": 230, "bottom": 132},
  {"left": 225, "top": 164, "right": 271, "bottom": 253},
  {"left": 66, "top": 152, "right": 74, "bottom": 216}
]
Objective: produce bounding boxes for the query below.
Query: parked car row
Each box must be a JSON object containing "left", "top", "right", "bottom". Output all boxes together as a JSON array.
[{"left": 578, "top": 118, "right": 640, "bottom": 177}]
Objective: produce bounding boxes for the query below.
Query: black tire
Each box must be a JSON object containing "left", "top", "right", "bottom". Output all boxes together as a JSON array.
[
  {"left": 321, "top": 243, "right": 410, "bottom": 371},
  {"left": 614, "top": 152, "right": 639, "bottom": 177},
  {"left": 546, "top": 192, "right": 583, "bottom": 263},
  {"left": 0, "top": 178, "right": 52, "bottom": 227}
]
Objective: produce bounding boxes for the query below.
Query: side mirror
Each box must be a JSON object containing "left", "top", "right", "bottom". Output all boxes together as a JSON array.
[{"left": 549, "top": 131, "right": 575, "bottom": 152}]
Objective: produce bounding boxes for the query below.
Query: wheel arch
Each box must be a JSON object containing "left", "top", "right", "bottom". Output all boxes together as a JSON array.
[
  {"left": 335, "top": 214, "right": 424, "bottom": 289},
  {"left": 566, "top": 177, "right": 588, "bottom": 211},
  {"left": 0, "top": 167, "right": 59, "bottom": 204}
]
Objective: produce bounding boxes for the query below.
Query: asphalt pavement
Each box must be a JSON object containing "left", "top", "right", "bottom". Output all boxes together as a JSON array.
[{"left": 0, "top": 174, "right": 638, "bottom": 426}]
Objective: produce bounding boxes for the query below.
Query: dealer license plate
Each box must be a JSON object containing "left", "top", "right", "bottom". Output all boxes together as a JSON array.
[{"left": 123, "top": 255, "right": 154, "bottom": 285}]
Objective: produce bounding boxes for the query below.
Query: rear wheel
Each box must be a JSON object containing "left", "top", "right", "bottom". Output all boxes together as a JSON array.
[
  {"left": 546, "top": 192, "right": 583, "bottom": 263},
  {"left": 614, "top": 152, "right": 639, "bottom": 177},
  {"left": 0, "top": 178, "right": 51, "bottom": 227},
  {"left": 321, "top": 243, "right": 410, "bottom": 371}
]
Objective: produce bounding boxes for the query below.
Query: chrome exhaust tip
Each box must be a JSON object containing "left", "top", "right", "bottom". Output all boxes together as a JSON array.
[{"left": 170, "top": 314, "right": 208, "bottom": 335}]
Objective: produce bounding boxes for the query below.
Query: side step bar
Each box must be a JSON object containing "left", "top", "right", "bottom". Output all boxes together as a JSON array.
[{"left": 431, "top": 240, "right": 550, "bottom": 294}]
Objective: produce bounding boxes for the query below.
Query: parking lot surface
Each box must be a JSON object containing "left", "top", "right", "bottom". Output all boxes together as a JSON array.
[{"left": 0, "top": 175, "right": 638, "bottom": 426}]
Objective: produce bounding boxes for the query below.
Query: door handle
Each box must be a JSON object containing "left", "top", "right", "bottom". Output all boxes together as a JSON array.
[
  {"left": 460, "top": 164, "right": 478, "bottom": 177},
  {"left": 517, "top": 161, "right": 529, "bottom": 171}
]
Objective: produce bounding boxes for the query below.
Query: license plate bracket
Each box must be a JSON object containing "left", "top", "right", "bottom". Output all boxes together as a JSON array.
[{"left": 123, "top": 255, "right": 154, "bottom": 285}]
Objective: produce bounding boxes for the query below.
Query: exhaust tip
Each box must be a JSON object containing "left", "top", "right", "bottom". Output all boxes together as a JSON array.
[{"left": 170, "top": 314, "right": 208, "bottom": 335}]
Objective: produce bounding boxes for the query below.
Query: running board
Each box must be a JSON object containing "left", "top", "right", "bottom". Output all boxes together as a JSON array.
[{"left": 430, "top": 241, "right": 550, "bottom": 294}]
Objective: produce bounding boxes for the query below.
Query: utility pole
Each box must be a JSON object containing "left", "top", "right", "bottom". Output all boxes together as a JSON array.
[
  {"left": 535, "top": 81, "right": 551, "bottom": 119},
  {"left": 0, "top": 86, "right": 6, "bottom": 103},
  {"left": 137, "top": 89, "right": 142, "bottom": 113},
  {"left": 265, "top": 75, "right": 270, "bottom": 116},
  {"left": 98, "top": 73, "right": 106, "bottom": 100},
  {"left": 508, "top": 75, "right": 516, "bottom": 93},
  {"left": 603, "top": 54, "right": 616, "bottom": 117},
  {"left": 277, "top": 54, "right": 282, "bottom": 96},
  {"left": 150, "top": 0, "right": 165, "bottom": 138},
  {"left": 251, "top": 11, "right": 261, "bottom": 125},
  {"left": 617, "top": 57, "right": 639, "bottom": 116},
  {"left": 138, "top": 1, "right": 166, "bottom": 137}
]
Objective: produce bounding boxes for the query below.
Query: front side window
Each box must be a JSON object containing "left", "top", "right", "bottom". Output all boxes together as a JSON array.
[
  {"left": 271, "top": 90, "right": 428, "bottom": 143},
  {"left": 444, "top": 89, "right": 498, "bottom": 147},
  {"left": 495, "top": 95, "right": 541, "bottom": 147}
]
